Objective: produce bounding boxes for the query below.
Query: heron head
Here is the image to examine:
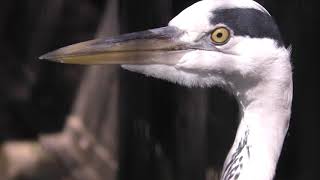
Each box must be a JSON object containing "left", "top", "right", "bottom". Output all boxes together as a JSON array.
[{"left": 41, "top": 0, "right": 290, "bottom": 90}]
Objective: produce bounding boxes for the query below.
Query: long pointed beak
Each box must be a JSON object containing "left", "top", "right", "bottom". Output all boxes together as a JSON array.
[{"left": 40, "top": 26, "right": 192, "bottom": 65}]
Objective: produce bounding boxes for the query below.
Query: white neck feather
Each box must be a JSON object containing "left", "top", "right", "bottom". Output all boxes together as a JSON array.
[{"left": 221, "top": 58, "right": 293, "bottom": 180}]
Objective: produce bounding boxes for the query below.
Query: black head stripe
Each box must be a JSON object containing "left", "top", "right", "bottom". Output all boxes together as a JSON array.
[{"left": 211, "top": 8, "right": 284, "bottom": 46}]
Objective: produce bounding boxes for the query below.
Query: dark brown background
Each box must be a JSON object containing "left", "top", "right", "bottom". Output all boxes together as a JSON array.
[{"left": 0, "top": 0, "right": 318, "bottom": 179}]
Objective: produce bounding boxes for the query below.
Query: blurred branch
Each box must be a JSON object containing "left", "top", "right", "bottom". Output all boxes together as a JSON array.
[
  {"left": 0, "top": 0, "right": 120, "bottom": 179},
  {"left": 0, "top": 141, "right": 66, "bottom": 180},
  {"left": 40, "top": 0, "right": 121, "bottom": 179}
]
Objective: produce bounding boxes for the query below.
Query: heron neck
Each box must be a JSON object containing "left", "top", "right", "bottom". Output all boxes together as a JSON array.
[{"left": 221, "top": 70, "right": 293, "bottom": 180}]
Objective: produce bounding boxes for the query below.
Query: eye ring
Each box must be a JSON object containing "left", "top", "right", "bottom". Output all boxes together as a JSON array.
[{"left": 210, "top": 27, "right": 231, "bottom": 45}]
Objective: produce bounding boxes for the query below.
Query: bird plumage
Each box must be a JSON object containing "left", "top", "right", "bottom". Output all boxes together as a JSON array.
[{"left": 41, "top": 0, "right": 293, "bottom": 179}]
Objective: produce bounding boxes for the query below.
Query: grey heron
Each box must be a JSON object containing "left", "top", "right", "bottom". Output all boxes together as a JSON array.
[{"left": 40, "top": 0, "right": 293, "bottom": 179}]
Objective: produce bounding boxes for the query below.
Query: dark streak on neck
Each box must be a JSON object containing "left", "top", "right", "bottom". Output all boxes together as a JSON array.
[{"left": 222, "top": 129, "right": 250, "bottom": 180}]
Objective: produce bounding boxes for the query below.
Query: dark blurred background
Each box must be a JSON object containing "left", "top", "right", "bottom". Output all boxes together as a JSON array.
[{"left": 0, "top": 0, "right": 318, "bottom": 180}]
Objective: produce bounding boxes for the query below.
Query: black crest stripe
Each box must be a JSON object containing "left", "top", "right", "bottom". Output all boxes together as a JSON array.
[{"left": 210, "top": 8, "right": 284, "bottom": 46}]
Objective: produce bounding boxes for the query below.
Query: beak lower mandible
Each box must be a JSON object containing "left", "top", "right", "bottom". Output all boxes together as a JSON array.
[{"left": 40, "top": 26, "right": 192, "bottom": 65}]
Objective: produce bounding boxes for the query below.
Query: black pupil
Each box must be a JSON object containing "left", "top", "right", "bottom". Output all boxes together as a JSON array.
[{"left": 216, "top": 32, "right": 223, "bottom": 38}]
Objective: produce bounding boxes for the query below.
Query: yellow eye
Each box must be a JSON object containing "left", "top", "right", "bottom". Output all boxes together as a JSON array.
[{"left": 210, "top": 27, "right": 230, "bottom": 45}]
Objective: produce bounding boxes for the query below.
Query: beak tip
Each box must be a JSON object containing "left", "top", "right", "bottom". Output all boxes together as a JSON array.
[
  {"left": 38, "top": 54, "right": 46, "bottom": 60},
  {"left": 39, "top": 51, "right": 53, "bottom": 60},
  {"left": 39, "top": 51, "right": 64, "bottom": 63}
]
